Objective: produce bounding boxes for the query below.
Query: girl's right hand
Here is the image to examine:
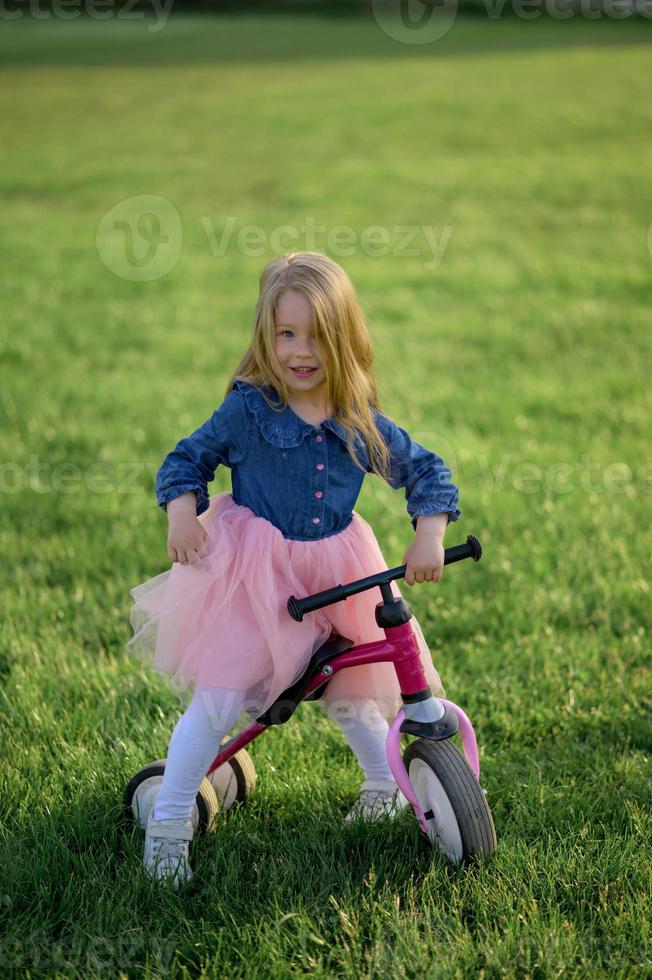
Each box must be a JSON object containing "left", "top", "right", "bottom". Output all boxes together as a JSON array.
[{"left": 167, "top": 516, "right": 210, "bottom": 565}]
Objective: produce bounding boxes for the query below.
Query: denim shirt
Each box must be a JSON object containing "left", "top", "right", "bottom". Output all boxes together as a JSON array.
[{"left": 155, "top": 379, "right": 461, "bottom": 541}]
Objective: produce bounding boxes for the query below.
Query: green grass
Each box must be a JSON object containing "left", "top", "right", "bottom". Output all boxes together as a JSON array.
[{"left": 1, "top": 13, "right": 651, "bottom": 978}]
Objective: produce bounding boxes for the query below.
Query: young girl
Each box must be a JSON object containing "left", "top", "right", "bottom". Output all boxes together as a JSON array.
[{"left": 126, "top": 251, "right": 461, "bottom": 890}]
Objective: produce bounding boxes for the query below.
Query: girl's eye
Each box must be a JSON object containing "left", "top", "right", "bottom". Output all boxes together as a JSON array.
[{"left": 279, "top": 330, "right": 317, "bottom": 340}]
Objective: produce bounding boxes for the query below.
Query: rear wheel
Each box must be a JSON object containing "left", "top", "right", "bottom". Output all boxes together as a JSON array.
[
  {"left": 206, "top": 738, "right": 257, "bottom": 811},
  {"left": 123, "top": 759, "right": 220, "bottom": 834},
  {"left": 403, "top": 738, "right": 496, "bottom": 863}
]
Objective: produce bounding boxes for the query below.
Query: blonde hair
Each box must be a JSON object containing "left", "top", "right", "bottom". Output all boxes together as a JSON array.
[{"left": 225, "top": 251, "right": 392, "bottom": 481}]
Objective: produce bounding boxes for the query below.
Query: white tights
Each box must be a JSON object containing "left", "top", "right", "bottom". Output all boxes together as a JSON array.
[
  {"left": 152, "top": 687, "right": 396, "bottom": 822},
  {"left": 324, "top": 697, "right": 397, "bottom": 788}
]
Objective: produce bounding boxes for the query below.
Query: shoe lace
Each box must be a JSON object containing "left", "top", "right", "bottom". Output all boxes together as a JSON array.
[
  {"left": 151, "top": 833, "right": 189, "bottom": 866},
  {"left": 357, "top": 789, "right": 398, "bottom": 811}
]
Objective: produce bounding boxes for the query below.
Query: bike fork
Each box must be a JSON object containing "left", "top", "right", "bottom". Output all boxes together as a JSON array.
[{"left": 385, "top": 699, "right": 480, "bottom": 835}]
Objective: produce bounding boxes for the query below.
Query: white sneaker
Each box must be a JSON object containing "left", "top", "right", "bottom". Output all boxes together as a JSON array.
[
  {"left": 143, "top": 814, "right": 194, "bottom": 890},
  {"left": 345, "top": 779, "right": 409, "bottom": 823}
]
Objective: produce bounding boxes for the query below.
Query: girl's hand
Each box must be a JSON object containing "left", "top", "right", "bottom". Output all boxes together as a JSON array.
[
  {"left": 167, "top": 515, "right": 210, "bottom": 566},
  {"left": 402, "top": 537, "right": 445, "bottom": 587}
]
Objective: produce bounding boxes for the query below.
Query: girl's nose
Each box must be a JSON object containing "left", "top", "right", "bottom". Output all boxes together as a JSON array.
[{"left": 297, "top": 341, "right": 317, "bottom": 357}]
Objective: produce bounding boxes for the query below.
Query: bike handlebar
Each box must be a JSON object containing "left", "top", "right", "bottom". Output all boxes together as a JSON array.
[{"left": 287, "top": 534, "right": 482, "bottom": 623}]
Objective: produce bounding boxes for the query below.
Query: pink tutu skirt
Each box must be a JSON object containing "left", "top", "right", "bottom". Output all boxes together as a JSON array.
[{"left": 126, "top": 492, "right": 444, "bottom": 722}]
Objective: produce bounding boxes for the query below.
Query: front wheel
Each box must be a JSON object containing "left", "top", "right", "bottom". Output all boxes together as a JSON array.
[{"left": 402, "top": 738, "right": 496, "bottom": 864}]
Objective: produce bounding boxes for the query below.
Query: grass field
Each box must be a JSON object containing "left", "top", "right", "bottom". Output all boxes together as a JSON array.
[{"left": 1, "top": 12, "right": 651, "bottom": 978}]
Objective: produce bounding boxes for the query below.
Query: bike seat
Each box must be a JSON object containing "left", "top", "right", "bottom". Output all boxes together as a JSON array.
[{"left": 256, "top": 632, "right": 354, "bottom": 726}]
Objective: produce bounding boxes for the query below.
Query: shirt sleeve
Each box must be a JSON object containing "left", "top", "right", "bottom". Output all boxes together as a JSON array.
[
  {"left": 156, "top": 390, "right": 250, "bottom": 517},
  {"left": 371, "top": 412, "right": 461, "bottom": 531}
]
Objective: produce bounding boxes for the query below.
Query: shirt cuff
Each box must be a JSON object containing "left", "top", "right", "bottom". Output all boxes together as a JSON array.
[
  {"left": 409, "top": 498, "right": 462, "bottom": 532},
  {"left": 157, "top": 485, "right": 209, "bottom": 517}
]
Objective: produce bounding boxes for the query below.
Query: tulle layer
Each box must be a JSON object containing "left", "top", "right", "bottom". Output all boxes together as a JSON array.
[{"left": 126, "top": 492, "right": 444, "bottom": 722}]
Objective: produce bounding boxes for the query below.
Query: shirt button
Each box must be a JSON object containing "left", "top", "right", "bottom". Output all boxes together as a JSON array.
[
  {"left": 316, "top": 463, "right": 324, "bottom": 471},
  {"left": 315, "top": 491, "right": 323, "bottom": 498},
  {"left": 315, "top": 435, "right": 323, "bottom": 442},
  {"left": 312, "top": 517, "right": 320, "bottom": 524}
]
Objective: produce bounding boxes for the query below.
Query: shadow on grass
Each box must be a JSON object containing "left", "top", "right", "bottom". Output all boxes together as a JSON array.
[
  {"left": 3, "top": 742, "right": 646, "bottom": 974},
  {"left": 0, "top": 786, "right": 461, "bottom": 970}
]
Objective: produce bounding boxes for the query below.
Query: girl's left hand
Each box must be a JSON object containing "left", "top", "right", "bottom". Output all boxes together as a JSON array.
[{"left": 402, "top": 538, "right": 445, "bottom": 587}]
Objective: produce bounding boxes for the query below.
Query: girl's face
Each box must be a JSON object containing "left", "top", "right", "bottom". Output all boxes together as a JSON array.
[{"left": 273, "top": 290, "right": 328, "bottom": 403}]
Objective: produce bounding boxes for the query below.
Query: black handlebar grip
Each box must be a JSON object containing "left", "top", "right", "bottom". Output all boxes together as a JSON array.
[
  {"left": 443, "top": 533, "right": 482, "bottom": 565},
  {"left": 287, "top": 534, "right": 482, "bottom": 622},
  {"left": 287, "top": 584, "right": 347, "bottom": 622}
]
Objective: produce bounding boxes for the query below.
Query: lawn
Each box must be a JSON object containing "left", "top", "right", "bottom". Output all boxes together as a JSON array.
[{"left": 0, "top": 12, "right": 650, "bottom": 978}]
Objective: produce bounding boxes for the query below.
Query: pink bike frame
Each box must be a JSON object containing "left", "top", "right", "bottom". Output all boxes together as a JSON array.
[{"left": 205, "top": 619, "right": 480, "bottom": 837}]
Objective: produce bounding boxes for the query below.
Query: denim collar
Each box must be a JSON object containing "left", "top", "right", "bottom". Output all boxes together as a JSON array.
[{"left": 231, "top": 379, "right": 365, "bottom": 450}]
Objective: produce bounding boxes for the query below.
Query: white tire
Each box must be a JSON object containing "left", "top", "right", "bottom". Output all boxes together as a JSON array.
[
  {"left": 206, "top": 739, "right": 257, "bottom": 811},
  {"left": 403, "top": 738, "right": 497, "bottom": 863},
  {"left": 123, "top": 759, "right": 219, "bottom": 834}
]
